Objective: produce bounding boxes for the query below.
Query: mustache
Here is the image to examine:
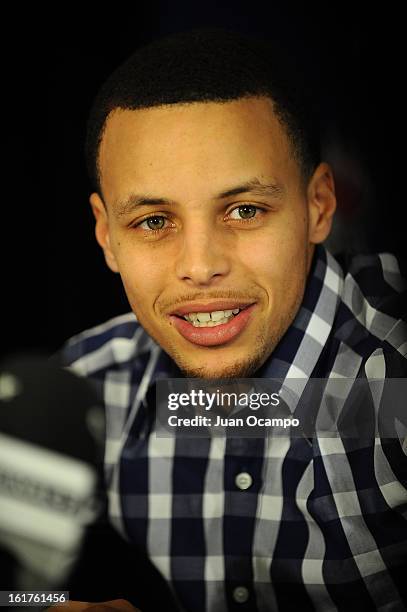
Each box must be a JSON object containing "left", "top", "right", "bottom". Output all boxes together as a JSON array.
[{"left": 159, "top": 289, "right": 259, "bottom": 312}]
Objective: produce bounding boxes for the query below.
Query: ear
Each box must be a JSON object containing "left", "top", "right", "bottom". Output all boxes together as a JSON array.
[
  {"left": 89, "top": 192, "right": 120, "bottom": 273},
  {"left": 307, "top": 162, "right": 337, "bottom": 244}
]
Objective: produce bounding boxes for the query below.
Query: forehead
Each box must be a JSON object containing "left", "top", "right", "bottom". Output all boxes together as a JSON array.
[{"left": 98, "top": 96, "right": 298, "bottom": 204}]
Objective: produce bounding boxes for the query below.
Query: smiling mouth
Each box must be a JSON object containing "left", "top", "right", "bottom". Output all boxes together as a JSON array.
[
  {"left": 169, "top": 304, "right": 256, "bottom": 347},
  {"left": 173, "top": 306, "right": 248, "bottom": 327}
]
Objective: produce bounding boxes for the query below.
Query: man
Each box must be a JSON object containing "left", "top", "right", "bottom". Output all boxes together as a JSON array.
[{"left": 59, "top": 28, "right": 407, "bottom": 611}]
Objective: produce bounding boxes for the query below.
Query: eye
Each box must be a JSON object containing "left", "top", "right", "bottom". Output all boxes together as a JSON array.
[
  {"left": 138, "top": 215, "right": 168, "bottom": 231},
  {"left": 229, "top": 205, "right": 258, "bottom": 220}
]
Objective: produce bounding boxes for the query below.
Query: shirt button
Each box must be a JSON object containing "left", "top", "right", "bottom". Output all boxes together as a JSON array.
[
  {"left": 235, "top": 472, "right": 253, "bottom": 490},
  {"left": 233, "top": 586, "right": 249, "bottom": 603}
]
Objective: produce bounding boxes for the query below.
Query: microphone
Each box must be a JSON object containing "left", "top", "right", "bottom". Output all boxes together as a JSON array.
[{"left": 0, "top": 354, "right": 105, "bottom": 594}]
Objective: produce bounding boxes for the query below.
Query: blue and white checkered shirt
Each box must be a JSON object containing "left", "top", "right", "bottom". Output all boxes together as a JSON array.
[{"left": 60, "top": 245, "right": 407, "bottom": 611}]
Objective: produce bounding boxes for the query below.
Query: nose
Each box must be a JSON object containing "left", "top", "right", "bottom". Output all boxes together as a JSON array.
[{"left": 174, "top": 220, "right": 232, "bottom": 286}]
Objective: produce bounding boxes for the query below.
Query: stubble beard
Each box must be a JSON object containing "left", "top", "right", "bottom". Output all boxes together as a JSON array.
[
  {"left": 168, "top": 326, "right": 270, "bottom": 379},
  {"left": 161, "top": 279, "right": 307, "bottom": 379},
  {"left": 163, "top": 295, "right": 303, "bottom": 379},
  {"left": 131, "top": 264, "right": 308, "bottom": 380}
]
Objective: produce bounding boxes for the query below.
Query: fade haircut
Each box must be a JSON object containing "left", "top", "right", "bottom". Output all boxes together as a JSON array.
[{"left": 85, "top": 27, "right": 320, "bottom": 197}]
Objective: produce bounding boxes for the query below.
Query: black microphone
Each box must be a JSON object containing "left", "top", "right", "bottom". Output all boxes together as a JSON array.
[{"left": 0, "top": 354, "right": 105, "bottom": 594}]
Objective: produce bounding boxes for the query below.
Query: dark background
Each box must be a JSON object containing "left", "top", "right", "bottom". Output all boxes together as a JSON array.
[{"left": 4, "top": 3, "right": 406, "bottom": 359}]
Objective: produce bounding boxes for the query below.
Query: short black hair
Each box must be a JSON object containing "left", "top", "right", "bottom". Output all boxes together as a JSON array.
[{"left": 85, "top": 27, "right": 320, "bottom": 196}]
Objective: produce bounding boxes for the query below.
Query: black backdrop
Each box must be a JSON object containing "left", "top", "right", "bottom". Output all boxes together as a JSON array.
[{"left": 4, "top": 3, "right": 406, "bottom": 359}]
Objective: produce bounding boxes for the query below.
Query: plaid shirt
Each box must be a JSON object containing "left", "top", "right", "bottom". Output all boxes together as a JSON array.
[{"left": 60, "top": 245, "right": 407, "bottom": 611}]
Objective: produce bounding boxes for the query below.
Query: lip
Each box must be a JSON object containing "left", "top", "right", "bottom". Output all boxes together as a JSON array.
[
  {"left": 168, "top": 303, "right": 256, "bottom": 347},
  {"left": 170, "top": 301, "right": 255, "bottom": 316}
]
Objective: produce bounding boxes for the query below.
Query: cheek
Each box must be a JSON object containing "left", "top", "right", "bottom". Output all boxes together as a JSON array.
[
  {"left": 242, "top": 224, "right": 307, "bottom": 277},
  {"left": 114, "top": 243, "right": 166, "bottom": 307},
  {"left": 240, "top": 222, "right": 308, "bottom": 310}
]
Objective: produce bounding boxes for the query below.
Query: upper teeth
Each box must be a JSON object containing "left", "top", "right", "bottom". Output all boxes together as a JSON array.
[{"left": 184, "top": 308, "right": 240, "bottom": 323}]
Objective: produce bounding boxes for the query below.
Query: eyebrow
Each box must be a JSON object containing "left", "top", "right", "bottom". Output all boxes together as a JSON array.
[{"left": 112, "top": 177, "right": 285, "bottom": 218}]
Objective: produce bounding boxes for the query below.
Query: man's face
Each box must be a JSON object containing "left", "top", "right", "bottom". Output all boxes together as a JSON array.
[{"left": 92, "top": 96, "right": 335, "bottom": 378}]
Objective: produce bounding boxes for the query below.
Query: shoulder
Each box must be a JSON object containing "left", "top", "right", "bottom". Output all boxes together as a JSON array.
[
  {"left": 335, "top": 251, "right": 407, "bottom": 359},
  {"left": 339, "top": 251, "right": 406, "bottom": 303},
  {"left": 56, "top": 312, "right": 157, "bottom": 377}
]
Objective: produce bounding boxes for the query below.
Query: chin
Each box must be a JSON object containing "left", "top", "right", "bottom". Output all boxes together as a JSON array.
[
  {"left": 175, "top": 351, "right": 269, "bottom": 380},
  {"left": 179, "top": 366, "right": 252, "bottom": 380},
  {"left": 138, "top": 312, "right": 284, "bottom": 379},
  {"left": 159, "top": 324, "right": 280, "bottom": 380}
]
